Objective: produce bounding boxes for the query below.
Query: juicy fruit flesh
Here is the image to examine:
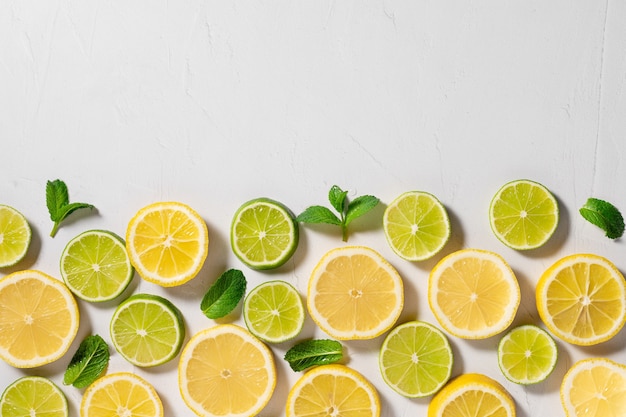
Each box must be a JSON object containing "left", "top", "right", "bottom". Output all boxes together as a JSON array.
[
  {"left": 0, "top": 206, "right": 31, "bottom": 267},
  {"left": 563, "top": 360, "right": 626, "bottom": 417},
  {"left": 499, "top": 326, "right": 557, "bottom": 384},
  {"left": 245, "top": 281, "right": 304, "bottom": 342},
  {"left": 82, "top": 373, "right": 162, "bottom": 417},
  {"left": 1, "top": 377, "right": 67, "bottom": 417}
]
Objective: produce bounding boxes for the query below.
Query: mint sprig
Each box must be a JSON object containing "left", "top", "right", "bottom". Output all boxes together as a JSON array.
[
  {"left": 201, "top": 269, "right": 247, "bottom": 319},
  {"left": 284, "top": 339, "right": 343, "bottom": 372},
  {"left": 46, "top": 179, "right": 95, "bottom": 237},
  {"left": 63, "top": 335, "right": 110, "bottom": 389},
  {"left": 296, "top": 185, "right": 379, "bottom": 242},
  {"left": 580, "top": 198, "right": 625, "bottom": 239}
]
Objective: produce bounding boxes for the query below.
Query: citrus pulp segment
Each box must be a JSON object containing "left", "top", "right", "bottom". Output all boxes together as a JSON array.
[
  {"left": 230, "top": 198, "right": 299, "bottom": 270},
  {"left": 125, "top": 201, "right": 208, "bottom": 287},
  {"left": 0, "top": 270, "right": 79, "bottom": 368},
  {"left": 60, "top": 229, "right": 134, "bottom": 302},
  {"left": 497, "top": 324, "right": 558, "bottom": 385},
  {"left": 178, "top": 324, "right": 276, "bottom": 417},
  {"left": 110, "top": 293, "right": 185, "bottom": 367},
  {"left": 0, "top": 376, "right": 68, "bottom": 417},
  {"left": 383, "top": 191, "right": 450, "bottom": 261},
  {"left": 428, "top": 249, "right": 520, "bottom": 339},
  {"left": 560, "top": 357, "right": 626, "bottom": 417},
  {"left": 243, "top": 280, "right": 305, "bottom": 343},
  {"left": 379, "top": 321, "right": 453, "bottom": 397},
  {"left": 0, "top": 205, "right": 31, "bottom": 268},
  {"left": 428, "top": 373, "right": 516, "bottom": 417},
  {"left": 286, "top": 364, "right": 380, "bottom": 417},
  {"left": 489, "top": 179, "right": 559, "bottom": 250},
  {"left": 307, "top": 246, "right": 404, "bottom": 340},
  {"left": 535, "top": 253, "right": 626, "bottom": 346},
  {"left": 80, "top": 372, "right": 163, "bottom": 417}
]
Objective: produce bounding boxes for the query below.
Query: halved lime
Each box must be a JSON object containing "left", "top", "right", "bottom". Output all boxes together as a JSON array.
[
  {"left": 497, "top": 324, "right": 558, "bottom": 385},
  {"left": 489, "top": 179, "right": 559, "bottom": 250},
  {"left": 379, "top": 321, "right": 453, "bottom": 397},
  {"left": 110, "top": 293, "right": 185, "bottom": 367},
  {"left": 231, "top": 198, "right": 299, "bottom": 270},
  {"left": 1, "top": 376, "right": 68, "bottom": 417},
  {"left": 243, "top": 280, "right": 305, "bottom": 343},
  {"left": 0, "top": 205, "right": 31, "bottom": 268},
  {"left": 60, "top": 230, "right": 134, "bottom": 302},
  {"left": 383, "top": 191, "right": 450, "bottom": 261}
]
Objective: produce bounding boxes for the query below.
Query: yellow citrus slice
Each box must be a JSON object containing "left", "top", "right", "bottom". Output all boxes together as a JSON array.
[
  {"left": 178, "top": 324, "right": 276, "bottom": 417},
  {"left": 80, "top": 372, "right": 163, "bottom": 417},
  {"left": 428, "top": 373, "right": 516, "bottom": 417},
  {"left": 560, "top": 357, "right": 626, "bottom": 417},
  {"left": 307, "top": 246, "right": 404, "bottom": 340},
  {"left": 126, "top": 201, "right": 209, "bottom": 287},
  {"left": 428, "top": 249, "right": 520, "bottom": 339},
  {"left": 286, "top": 364, "right": 380, "bottom": 417},
  {"left": 536, "top": 253, "right": 626, "bottom": 346},
  {"left": 0, "top": 205, "right": 31, "bottom": 268},
  {"left": 0, "top": 270, "right": 79, "bottom": 368}
]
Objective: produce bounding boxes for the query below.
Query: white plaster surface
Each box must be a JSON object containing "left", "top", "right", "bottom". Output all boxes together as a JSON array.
[{"left": 1, "top": 1, "right": 626, "bottom": 416}]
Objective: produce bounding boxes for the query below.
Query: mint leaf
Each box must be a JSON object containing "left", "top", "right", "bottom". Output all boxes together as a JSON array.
[
  {"left": 46, "top": 179, "right": 95, "bottom": 237},
  {"left": 328, "top": 185, "right": 348, "bottom": 214},
  {"left": 345, "top": 195, "right": 380, "bottom": 227},
  {"left": 201, "top": 269, "right": 247, "bottom": 319},
  {"left": 63, "top": 335, "right": 109, "bottom": 388},
  {"left": 284, "top": 339, "right": 343, "bottom": 372},
  {"left": 296, "top": 206, "right": 341, "bottom": 225},
  {"left": 580, "top": 198, "right": 625, "bottom": 239}
]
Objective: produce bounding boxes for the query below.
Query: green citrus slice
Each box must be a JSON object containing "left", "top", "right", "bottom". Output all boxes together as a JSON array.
[
  {"left": 1, "top": 376, "right": 68, "bottom": 417},
  {"left": 497, "top": 324, "right": 558, "bottom": 385},
  {"left": 110, "top": 293, "right": 185, "bottom": 367},
  {"left": 231, "top": 198, "right": 299, "bottom": 270},
  {"left": 243, "top": 280, "right": 305, "bottom": 343},
  {"left": 60, "top": 230, "right": 134, "bottom": 302},
  {"left": 383, "top": 191, "right": 450, "bottom": 261},
  {"left": 489, "top": 179, "right": 559, "bottom": 250},
  {"left": 0, "top": 205, "right": 31, "bottom": 268},
  {"left": 379, "top": 321, "right": 453, "bottom": 397}
]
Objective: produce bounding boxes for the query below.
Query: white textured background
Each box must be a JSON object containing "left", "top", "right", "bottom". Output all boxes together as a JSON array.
[{"left": 2, "top": 1, "right": 626, "bottom": 416}]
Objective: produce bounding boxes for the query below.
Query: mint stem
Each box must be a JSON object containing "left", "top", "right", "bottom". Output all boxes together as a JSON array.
[{"left": 50, "top": 222, "right": 60, "bottom": 238}]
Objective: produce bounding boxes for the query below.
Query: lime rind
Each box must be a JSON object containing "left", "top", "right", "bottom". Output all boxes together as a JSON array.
[
  {"left": 0, "top": 205, "right": 32, "bottom": 268},
  {"left": 1, "top": 376, "right": 68, "bottom": 417}
]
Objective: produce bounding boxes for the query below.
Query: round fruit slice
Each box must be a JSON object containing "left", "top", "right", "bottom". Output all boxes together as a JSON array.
[
  {"left": 536, "top": 253, "right": 626, "bottom": 346},
  {"left": 489, "top": 179, "right": 559, "bottom": 250},
  {"left": 497, "top": 324, "right": 558, "bottom": 385},
  {"left": 307, "top": 246, "right": 404, "bottom": 340},
  {"left": 110, "top": 293, "right": 185, "bottom": 367},
  {"left": 428, "top": 249, "right": 520, "bottom": 339},
  {"left": 379, "top": 321, "right": 453, "bottom": 397},
  {"left": 231, "top": 198, "right": 299, "bottom": 270},
  {"left": 286, "top": 364, "right": 380, "bottom": 417},
  {"left": 1, "top": 376, "right": 68, "bottom": 417},
  {"left": 561, "top": 357, "right": 626, "bottom": 417},
  {"left": 0, "top": 205, "right": 31, "bottom": 268},
  {"left": 428, "top": 373, "right": 516, "bottom": 417},
  {"left": 0, "top": 270, "right": 79, "bottom": 368},
  {"left": 60, "top": 229, "right": 134, "bottom": 302},
  {"left": 126, "top": 201, "right": 208, "bottom": 287},
  {"left": 383, "top": 191, "right": 450, "bottom": 261},
  {"left": 81, "top": 372, "right": 163, "bottom": 417},
  {"left": 243, "top": 280, "right": 305, "bottom": 343},
  {"left": 178, "top": 324, "right": 276, "bottom": 417}
]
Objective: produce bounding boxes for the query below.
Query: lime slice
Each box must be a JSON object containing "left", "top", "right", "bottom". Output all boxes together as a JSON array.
[
  {"left": 0, "top": 205, "right": 31, "bottom": 268},
  {"left": 231, "top": 198, "right": 299, "bottom": 270},
  {"left": 497, "top": 324, "right": 558, "bottom": 385},
  {"left": 489, "top": 179, "right": 559, "bottom": 250},
  {"left": 60, "top": 230, "right": 134, "bottom": 302},
  {"left": 243, "top": 280, "right": 305, "bottom": 343},
  {"left": 383, "top": 191, "right": 450, "bottom": 261},
  {"left": 110, "top": 293, "right": 185, "bottom": 367},
  {"left": 379, "top": 321, "right": 453, "bottom": 398},
  {"left": 1, "top": 376, "right": 68, "bottom": 417}
]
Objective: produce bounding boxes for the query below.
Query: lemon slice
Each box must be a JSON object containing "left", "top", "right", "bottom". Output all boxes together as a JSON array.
[
  {"left": 0, "top": 270, "right": 79, "bottom": 368},
  {"left": 536, "top": 253, "right": 626, "bottom": 346},
  {"left": 0, "top": 205, "right": 31, "bottom": 268},
  {"left": 307, "top": 246, "right": 404, "bottom": 340},
  {"left": 1, "top": 376, "right": 68, "bottom": 417}
]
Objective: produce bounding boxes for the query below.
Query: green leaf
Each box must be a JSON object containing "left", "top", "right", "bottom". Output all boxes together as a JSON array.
[
  {"left": 580, "top": 198, "right": 625, "bottom": 239},
  {"left": 46, "top": 179, "right": 69, "bottom": 221},
  {"left": 296, "top": 206, "right": 341, "bottom": 226},
  {"left": 201, "top": 269, "right": 247, "bottom": 319},
  {"left": 284, "top": 339, "right": 343, "bottom": 372},
  {"left": 63, "top": 335, "right": 110, "bottom": 389},
  {"left": 345, "top": 195, "right": 380, "bottom": 227},
  {"left": 328, "top": 185, "right": 348, "bottom": 214}
]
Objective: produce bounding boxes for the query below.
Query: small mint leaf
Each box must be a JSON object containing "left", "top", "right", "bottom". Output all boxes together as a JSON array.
[
  {"left": 328, "top": 185, "right": 348, "bottom": 214},
  {"left": 296, "top": 206, "right": 341, "bottom": 226},
  {"left": 284, "top": 339, "right": 343, "bottom": 372},
  {"left": 63, "top": 335, "right": 110, "bottom": 388},
  {"left": 201, "top": 269, "right": 247, "bottom": 319},
  {"left": 46, "top": 179, "right": 69, "bottom": 221},
  {"left": 580, "top": 198, "right": 624, "bottom": 239},
  {"left": 345, "top": 195, "right": 380, "bottom": 227}
]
